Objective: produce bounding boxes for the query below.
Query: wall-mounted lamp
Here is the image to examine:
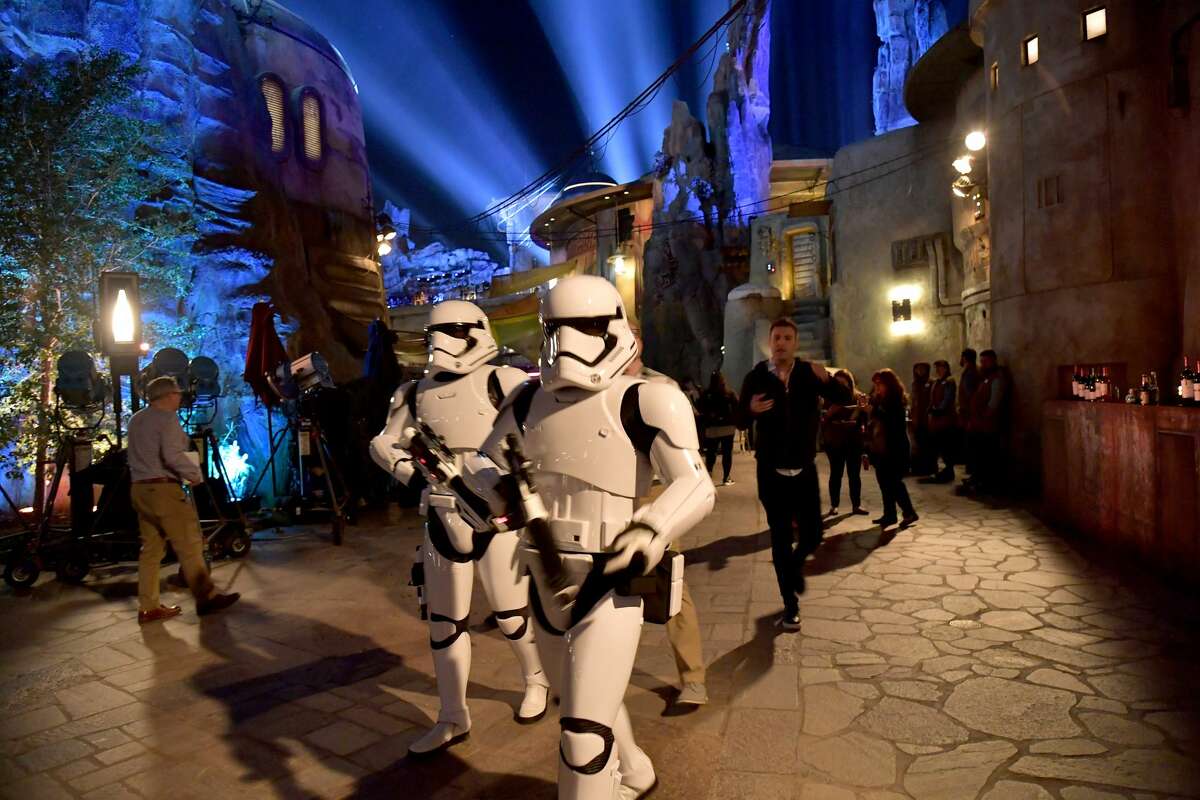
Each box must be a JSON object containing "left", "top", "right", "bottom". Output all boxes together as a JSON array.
[
  {"left": 607, "top": 252, "right": 635, "bottom": 279},
  {"left": 952, "top": 155, "right": 974, "bottom": 175},
  {"left": 964, "top": 131, "right": 987, "bottom": 152},
  {"left": 888, "top": 284, "right": 924, "bottom": 337}
]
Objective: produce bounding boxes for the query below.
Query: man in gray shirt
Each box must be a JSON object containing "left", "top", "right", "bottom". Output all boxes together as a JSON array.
[{"left": 128, "top": 377, "right": 239, "bottom": 623}]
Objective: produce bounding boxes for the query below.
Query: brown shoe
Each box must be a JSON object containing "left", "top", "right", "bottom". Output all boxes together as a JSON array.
[
  {"left": 138, "top": 605, "right": 182, "bottom": 624},
  {"left": 197, "top": 592, "right": 240, "bottom": 616}
]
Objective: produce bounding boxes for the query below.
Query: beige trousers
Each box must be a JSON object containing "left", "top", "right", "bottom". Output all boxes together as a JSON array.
[
  {"left": 666, "top": 580, "right": 706, "bottom": 684},
  {"left": 131, "top": 483, "right": 214, "bottom": 611}
]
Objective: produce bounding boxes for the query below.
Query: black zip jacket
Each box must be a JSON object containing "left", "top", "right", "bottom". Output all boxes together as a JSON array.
[{"left": 737, "top": 359, "right": 851, "bottom": 470}]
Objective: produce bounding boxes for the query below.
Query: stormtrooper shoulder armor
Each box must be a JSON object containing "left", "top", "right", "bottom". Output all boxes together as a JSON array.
[
  {"left": 624, "top": 381, "right": 701, "bottom": 453},
  {"left": 487, "top": 366, "right": 531, "bottom": 409}
]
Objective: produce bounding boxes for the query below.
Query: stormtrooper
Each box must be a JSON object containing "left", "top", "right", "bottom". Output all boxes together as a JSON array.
[
  {"left": 369, "top": 300, "right": 549, "bottom": 757},
  {"left": 411, "top": 276, "right": 715, "bottom": 799}
]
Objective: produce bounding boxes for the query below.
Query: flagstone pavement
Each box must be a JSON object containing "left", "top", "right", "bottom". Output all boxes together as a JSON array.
[{"left": 1, "top": 452, "right": 1198, "bottom": 800}]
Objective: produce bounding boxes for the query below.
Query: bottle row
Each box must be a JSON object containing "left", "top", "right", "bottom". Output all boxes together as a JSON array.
[{"left": 1071, "top": 359, "right": 1200, "bottom": 406}]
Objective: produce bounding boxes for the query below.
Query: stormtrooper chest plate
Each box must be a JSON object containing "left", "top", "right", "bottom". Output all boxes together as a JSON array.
[
  {"left": 521, "top": 379, "right": 650, "bottom": 499},
  {"left": 416, "top": 369, "right": 497, "bottom": 452}
]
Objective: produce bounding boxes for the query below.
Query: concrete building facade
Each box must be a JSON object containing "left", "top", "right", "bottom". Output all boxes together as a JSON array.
[{"left": 973, "top": 0, "right": 1200, "bottom": 481}]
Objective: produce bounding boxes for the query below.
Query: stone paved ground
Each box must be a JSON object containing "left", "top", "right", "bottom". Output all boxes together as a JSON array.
[{"left": 1, "top": 452, "right": 1198, "bottom": 800}]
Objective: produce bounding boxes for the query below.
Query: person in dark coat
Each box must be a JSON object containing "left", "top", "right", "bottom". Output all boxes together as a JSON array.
[
  {"left": 957, "top": 348, "right": 980, "bottom": 481},
  {"left": 738, "top": 319, "right": 850, "bottom": 630},
  {"left": 921, "top": 359, "right": 958, "bottom": 483},
  {"left": 865, "top": 368, "right": 919, "bottom": 530},
  {"left": 821, "top": 369, "right": 868, "bottom": 516},
  {"left": 698, "top": 371, "right": 739, "bottom": 485},
  {"left": 909, "top": 362, "right": 933, "bottom": 475}
]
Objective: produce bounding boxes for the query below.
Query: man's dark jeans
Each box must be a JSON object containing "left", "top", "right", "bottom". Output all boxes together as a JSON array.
[{"left": 756, "top": 460, "right": 823, "bottom": 615}]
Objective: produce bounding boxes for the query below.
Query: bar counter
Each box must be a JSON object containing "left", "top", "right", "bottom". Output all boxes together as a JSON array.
[{"left": 1042, "top": 401, "right": 1199, "bottom": 578}]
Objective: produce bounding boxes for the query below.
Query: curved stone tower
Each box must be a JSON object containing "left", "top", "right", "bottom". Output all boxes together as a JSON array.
[{"left": 971, "top": 0, "right": 1190, "bottom": 482}]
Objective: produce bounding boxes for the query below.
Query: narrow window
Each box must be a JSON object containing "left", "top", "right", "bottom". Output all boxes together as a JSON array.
[
  {"left": 261, "top": 76, "right": 286, "bottom": 153},
  {"left": 1023, "top": 35, "right": 1040, "bottom": 66},
  {"left": 990, "top": 61, "right": 999, "bottom": 91},
  {"left": 1083, "top": 7, "right": 1107, "bottom": 40},
  {"left": 301, "top": 92, "right": 322, "bottom": 162},
  {"left": 1037, "top": 175, "right": 1063, "bottom": 209}
]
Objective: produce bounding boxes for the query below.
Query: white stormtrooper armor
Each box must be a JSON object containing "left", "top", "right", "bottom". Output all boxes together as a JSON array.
[
  {"left": 369, "top": 300, "right": 549, "bottom": 757},
  {"left": 473, "top": 276, "right": 716, "bottom": 800}
]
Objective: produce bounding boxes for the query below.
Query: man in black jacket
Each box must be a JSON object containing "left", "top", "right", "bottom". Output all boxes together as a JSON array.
[{"left": 738, "top": 318, "right": 850, "bottom": 629}]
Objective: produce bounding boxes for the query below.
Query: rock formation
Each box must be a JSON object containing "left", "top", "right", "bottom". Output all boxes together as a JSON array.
[
  {"left": 641, "top": 0, "right": 771, "bottom": 384},
  {"left": 873, "top": 0, "right": 949, "bottom": 135}
]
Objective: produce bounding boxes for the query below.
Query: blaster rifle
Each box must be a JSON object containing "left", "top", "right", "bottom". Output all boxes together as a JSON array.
[
  {"left": 404, "top": 423, "right": 498, "bottom": 529},
  {"left": 499, "top": 433, "right": 568, "bottom": 591}
]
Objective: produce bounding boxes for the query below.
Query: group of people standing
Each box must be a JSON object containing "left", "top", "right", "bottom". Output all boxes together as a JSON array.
[{"left": 907, "top": 348, "right": 1010, "bottom": 496}]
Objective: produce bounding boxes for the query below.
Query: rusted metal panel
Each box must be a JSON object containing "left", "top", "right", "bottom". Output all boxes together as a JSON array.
[{"left": 1042, "top": 401, "right": 1200, "bottom": 579}]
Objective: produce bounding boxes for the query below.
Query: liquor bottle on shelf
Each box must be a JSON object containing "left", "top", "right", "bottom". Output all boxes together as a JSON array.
[
  {"left": 1181, "top": 357, "right": 1193, "bottom": 405},
  {"left": 1096, "top": 367, "right": 1109, "bottom": 402},
  {"left": 1084, "top": 369, "right": 1096, "bottom": 402},
  {"left": 1072, "top": 365, "right": 1082, "bottom": 399},
  {"left": 1193, "top": 358, "right": 1200, "bottom": 404},
  {"left": 1149, "top": 371, "right": 1159, "bottom": 406},
  {"left": 1138, "top": 374, "right": 1151, "bottom": 406}
]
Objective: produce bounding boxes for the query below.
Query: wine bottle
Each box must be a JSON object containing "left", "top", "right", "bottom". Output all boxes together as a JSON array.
[
  {"left": 1139, "top": 374, "right": 1150, "bottom": 406},
  {"left": 1096, "top": 367, "right": 1109, "bottom": 402},
  {"left": 1181, "top": 356, "right": 1193, "bottom": 405},
  {"left": 1192, "top": 357, "right": 1200, "bottom": 403},
  {"left": 1071, "top": 365, "right": 1081, "bottom": 399},
  {"left": 1182, "top": 356, "right": 1195, "bottom": 407},
  {"left": 1149, "top": 371, "right": 1159, "bottom": 406}
]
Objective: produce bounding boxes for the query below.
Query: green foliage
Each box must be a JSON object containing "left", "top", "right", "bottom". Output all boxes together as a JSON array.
[{"left": 0, "top": 49, "right": 204, "bottom": 478}]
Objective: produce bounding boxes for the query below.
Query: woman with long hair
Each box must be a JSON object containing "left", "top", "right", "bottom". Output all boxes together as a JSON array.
[
  {"left": 821, "top": 369, "right": 868, "bottom": 516},
  {"left": 866, "top": 368, "right": 919, "bottom": 529},
  {"left": 698, "top": 371, "right": 739, "bottom": 485}
]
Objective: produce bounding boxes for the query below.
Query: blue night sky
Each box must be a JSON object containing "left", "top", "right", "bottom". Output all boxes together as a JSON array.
[{"left": 280, "top": 0, "right": 966, "bottom": 256}]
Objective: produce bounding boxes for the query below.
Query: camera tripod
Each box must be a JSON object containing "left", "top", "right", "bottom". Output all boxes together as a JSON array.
[{"left": 244, "top": 407, "right": 348, "bottom": 545}]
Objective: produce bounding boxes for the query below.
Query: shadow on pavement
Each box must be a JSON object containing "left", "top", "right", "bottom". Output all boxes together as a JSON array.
[
  {"left": 163, "top": 605, "right": 548, "bottom": 799},
  {"left": 683, "top": 529, "right": 771, "bottom": 571},
  {"left": 806, "top": 526, "right": 885, "bottom": 577}
]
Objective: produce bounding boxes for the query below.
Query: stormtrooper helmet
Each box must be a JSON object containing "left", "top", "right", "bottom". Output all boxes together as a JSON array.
[
  {"left": 426, "top": 300, "right": 497, "bottom": 375},
  {"left": 539, "top": 275, "right": 637, "bottom": 392}
]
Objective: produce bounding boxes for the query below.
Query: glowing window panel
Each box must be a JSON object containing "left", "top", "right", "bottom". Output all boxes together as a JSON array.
[
  {"left": 261, "top": 77, "right": 286, "bottom": 153},
  {"left": 1023, "top": 35, "right": 1039, "bottom": 66},
  {"left": 1084, "top": 7, "right": 1107, "bottom": 40},
  {"left": 302, "top": 93, "right": 322, "bottom": 161}
]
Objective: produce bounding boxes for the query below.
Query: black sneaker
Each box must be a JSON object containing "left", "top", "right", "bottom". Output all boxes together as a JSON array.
[
  {"left": 778, "top": 611, "right": 801, "bottom": 630},
  {"left": 899, "top": 512, "right": 920, "bottom": 529},
  {"left": 872, "top": 515, "right": 898, "bottom": 527}
]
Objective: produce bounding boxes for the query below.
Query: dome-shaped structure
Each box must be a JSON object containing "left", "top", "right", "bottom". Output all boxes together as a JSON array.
[{"left": 554, "top": 170, "right": 618, "bottom": 204}]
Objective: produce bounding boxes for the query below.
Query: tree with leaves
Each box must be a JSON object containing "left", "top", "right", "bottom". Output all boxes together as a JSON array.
[{"left": 0, "top": 49, "right": 205, "bottom": 517}]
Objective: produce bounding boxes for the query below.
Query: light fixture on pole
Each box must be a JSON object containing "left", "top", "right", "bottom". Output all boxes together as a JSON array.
[
  {"left": 97, "top": 271, "right": 142, "bottom": 447},
  {"left": 375, "top": 212, "right": 397, "bottom": 257}
]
